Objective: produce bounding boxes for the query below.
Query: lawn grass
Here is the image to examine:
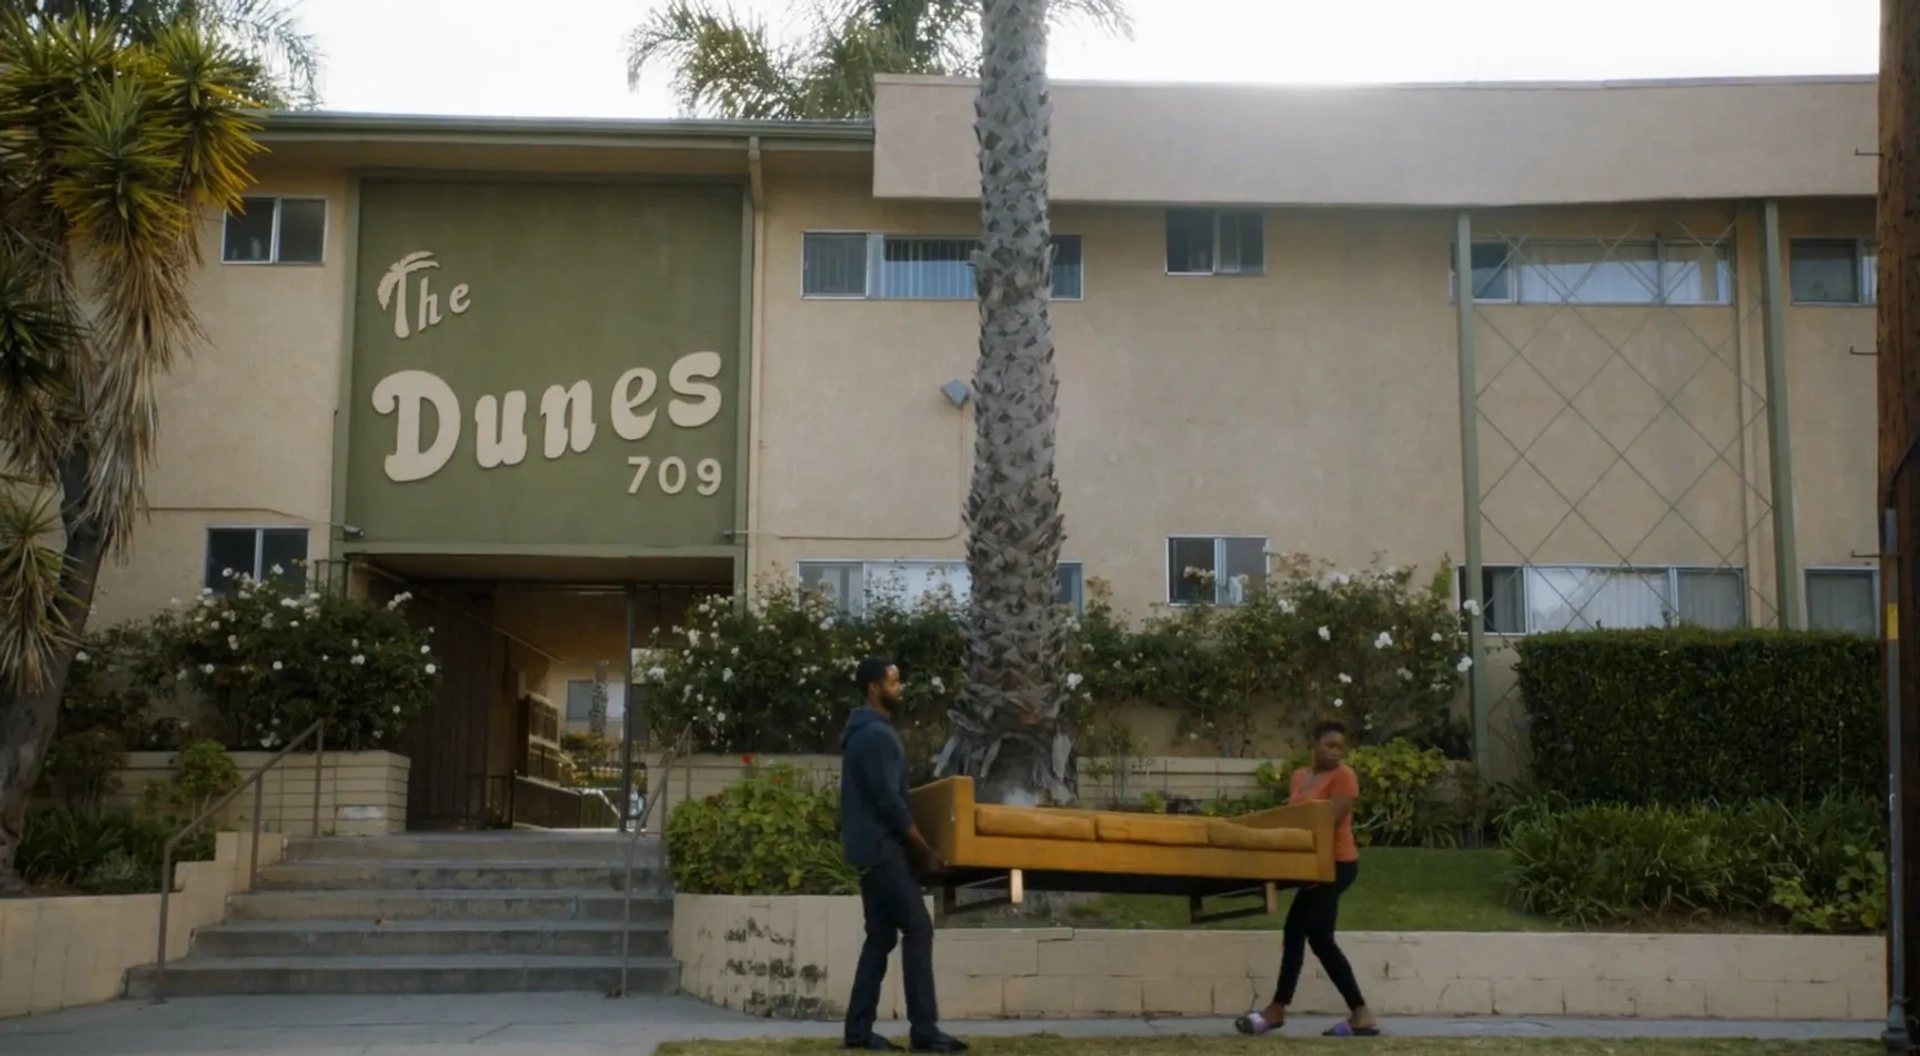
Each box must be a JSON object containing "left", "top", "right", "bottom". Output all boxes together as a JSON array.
[
  {"left": 949, "top": 848, "right": 1560, "bottom": 933},
  {"left": 659, "top": 1036, "right": 1873, "bottom": 1056}
]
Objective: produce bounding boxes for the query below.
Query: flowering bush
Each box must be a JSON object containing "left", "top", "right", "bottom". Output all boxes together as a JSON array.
[
  {"left": 1077, "top": 554, "right": 1471, "bottom": 754},
  {"left": 154, "top": 570, "right": 439, "bottom": 752},
  {"left": 646, "top": 577, "right": 969, "bottom": 755},
  {"left": 650, "top": 555, "right": 1470, "bottom": 761}
]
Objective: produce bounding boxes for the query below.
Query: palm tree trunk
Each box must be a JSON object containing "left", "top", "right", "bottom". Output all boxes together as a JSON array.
[
  {"left": 0, "top": 446, "right": 105, "bottom": 892},
  {"left": 938, "top": 0, "right": 1075, "bottom": 806}
]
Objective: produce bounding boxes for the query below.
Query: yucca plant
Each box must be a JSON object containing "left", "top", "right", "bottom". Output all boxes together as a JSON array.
[{"left": 0, "top": 12, "right": 267, "bottom": 892}]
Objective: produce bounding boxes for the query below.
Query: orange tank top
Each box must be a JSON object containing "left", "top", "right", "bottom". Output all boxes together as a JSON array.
[{"left": 1290, "top": 764, "right": 1360, "bottom": 863}]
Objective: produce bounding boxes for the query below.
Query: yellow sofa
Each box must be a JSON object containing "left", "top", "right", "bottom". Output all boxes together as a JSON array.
[{"left": 908, "top": 776, "right": 1335, "bottom": 923}]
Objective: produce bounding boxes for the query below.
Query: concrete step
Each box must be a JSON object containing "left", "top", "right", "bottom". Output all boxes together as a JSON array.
[
  {"left": 227, "top": 888, "right": 674, "bottom": 923},
  {"left": 192, "top": 919, "right": 671, "bottom": 958},
  {"left": 256, "top": 859, "right": 665, "bottom": 891},
  {"left": 125, "top": 954, "right": 679, "bottom": 997},
  {"left": 285, "top": 834, "right": 661, "bottom": 864}
]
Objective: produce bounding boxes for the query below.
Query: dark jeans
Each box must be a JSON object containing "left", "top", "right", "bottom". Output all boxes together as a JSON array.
[
  {"left": 1273, "top": 859, "right": 1366, "bottom": 1010},
  {"left": 844, "top": 846, "right": 939, "bottom": 1042}
]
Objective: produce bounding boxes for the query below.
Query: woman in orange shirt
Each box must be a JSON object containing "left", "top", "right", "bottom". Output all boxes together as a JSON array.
[{"left": 1234, "top": 719, "right": 1378, "bottom": 1037}]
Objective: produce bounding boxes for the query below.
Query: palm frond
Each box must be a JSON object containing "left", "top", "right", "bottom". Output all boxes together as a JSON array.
[
  {"left": 0, "top": 487, "right": 76, "bottom": 696},
  {"left": 626, "top": 0, "right": 809, "bottom": 120},
  {"left": 0, "top": 247, "right": 84, "bottom": 482},
  {"left": 174, "top": 0, "right": 322, "bottom": 109},
  {"left": 1046, "top": 0, "right": 1134, "bottom": 40}
]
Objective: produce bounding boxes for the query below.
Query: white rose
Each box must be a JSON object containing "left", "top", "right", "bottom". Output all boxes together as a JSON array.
[
  {"left": 1374, "top": 632, "right": 1393, "bottom": 649},
  {"left": 1457, "top": 656, "right": 1474, "bottom": 673},
  {"left": 425, "top": 663, "right": 437, "bottom": 675},
  {"left": 1317, "top": 626, "right": 1331, "bottom": 641}
]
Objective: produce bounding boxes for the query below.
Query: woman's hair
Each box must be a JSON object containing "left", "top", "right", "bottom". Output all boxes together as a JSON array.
[{"left": 1312, "top": 719, "right": 1348, "bottom": 741}]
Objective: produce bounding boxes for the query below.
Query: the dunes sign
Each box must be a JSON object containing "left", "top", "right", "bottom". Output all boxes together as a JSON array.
[{"left": 367, "top": 250, "right": 726, "bottom": 499}]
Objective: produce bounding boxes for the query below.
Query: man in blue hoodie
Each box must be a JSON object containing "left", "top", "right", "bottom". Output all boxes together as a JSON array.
[{"left": 840, "top": 656, "right": 965, "bottom": 1053}]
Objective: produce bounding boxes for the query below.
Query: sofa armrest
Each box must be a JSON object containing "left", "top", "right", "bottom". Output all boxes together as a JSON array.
[{"left": 909, "top": 776, "right": 974, "bottom": 862}]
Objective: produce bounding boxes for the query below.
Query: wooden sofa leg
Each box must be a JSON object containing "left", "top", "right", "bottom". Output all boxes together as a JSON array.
[{"left": 1188, "top": 882, "right": 1278, "bottom": 926}]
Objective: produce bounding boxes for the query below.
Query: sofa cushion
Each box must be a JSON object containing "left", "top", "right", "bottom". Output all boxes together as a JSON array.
[
  {"left": 1093, "top": 813, "right": 1212, "bottom": 847},
  {"left": 1206, "top": 819, "right": 1316, "bottom": 852},
  {"left": 974, "top": 805, "right": 1097, "bottom": 841}
]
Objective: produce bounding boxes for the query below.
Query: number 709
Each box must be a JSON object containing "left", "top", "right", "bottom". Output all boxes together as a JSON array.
[{"left": 627, "top": 456, "right": 723, "bottom": 496}]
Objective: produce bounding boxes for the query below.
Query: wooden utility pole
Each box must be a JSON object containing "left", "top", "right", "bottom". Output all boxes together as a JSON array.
[{"left": 1879, "top": 0, "right": 1920, "bottom": 1048}]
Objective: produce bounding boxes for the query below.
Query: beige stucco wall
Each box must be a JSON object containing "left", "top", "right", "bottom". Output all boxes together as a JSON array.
[
  {"left": 114, "top": 750, "right": 409, "bottom": 837},
  {"left": 93, "top": 166, "right": 352, "bottom": 628},
  {"left": 751, "top": 183, "right": 1878, "bottom": 624},
  {"left": 873, "top": 76, "right": 1878, "bottom": 207},
  {"left": 674, "top": 894, "right": 1883, "bottom": 1020},
  {"left": 0, "top": 830, "right": 286, "bottom": 1018}
]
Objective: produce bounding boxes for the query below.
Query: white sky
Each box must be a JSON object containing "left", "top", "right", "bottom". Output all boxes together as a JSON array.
[{"left": 293, "top": 0, "right": 1880, "bottom": 119}]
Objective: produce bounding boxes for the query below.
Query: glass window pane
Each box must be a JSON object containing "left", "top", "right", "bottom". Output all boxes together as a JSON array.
[
  {"left": 1478, "top": 566, "right": 1526, "bottom": 634},
  {"left": 867, "top": 561, "right": 971, "bottom": 608},
  {"left": 1807, "top": 570, "right": 1877, "bottom": 634},
  {"left": 276, "top": 199, "right": 326, "bottom": 264},
  {"left": 222, "top": 197, "right": 276, "bottom": 263},
  {"left": 1525, "top": 567, "right": 1669, "bottom": 632},
  {"left": 259, "top": 528, "right": 309, "bottom": 588},
  {"left": 204, "top": 528, "right": 258, "bottom": 591},
  {"left": 1050, "top": 235, "right": 1083, "bottom": 299},
  {"left": 876, "top": 237, "right": 973, "bottom": 299},
  {"left": 1518, "top": 241, "right": 1659, "bottom": 304},
  {"left": 1790, "top": 240, "right": 1861, "bottom": 304},
  {"left": 1863, "top": 241, "right": 1880, "bottom": 305},
  {"left": 799, "top": 561, "right": 862, "bottom": 615},
  {"left": 1217, "top": 537, "right": 1268, "bottom": 604},
  {"left": 1167, "top": 538, "right": 1217, "bottom": 603},
  {"left": 1165, "top": 209, "right": 1214, "bottom": 274},
  {"left": 1056, "top": 563, "right": 1084, "bottom": 611},
  {"left": 565, "top": 679, "right": 596, "bottom": 721},
  {"left": 1662, "top": 241, "right": 1732, "bottom": 305},
  {"left": 803, "top": 233, "right": 869, "bottom": 296},
  {"left": 1469, "top": 242, "right": 1513, "bottom": 301},
  {"left": 1677, "top": 569, "right": 1746, "bottom": 629},
  {"left": 1228, "top": 211, "right": 1264, "bottom": 273}
]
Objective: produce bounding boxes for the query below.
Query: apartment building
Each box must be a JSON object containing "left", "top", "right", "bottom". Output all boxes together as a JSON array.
[{"left": 95, "top": 74, "right": 1878, "bottom": 820}]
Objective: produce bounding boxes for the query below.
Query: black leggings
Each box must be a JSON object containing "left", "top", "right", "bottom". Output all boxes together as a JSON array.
[{"left": 1274, "top": 859, "right": 1366, "bottom": 1010}]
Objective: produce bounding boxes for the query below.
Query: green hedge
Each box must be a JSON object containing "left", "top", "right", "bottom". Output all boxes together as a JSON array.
[
  {"left": 664, "top": 765, "right": 858, "bottom": 895},
  {"left": 1501, "top": 796, "right": 1884, "bottom": 933},
  {"left": 1518, "top": 628, "right": 1879, "bottom": 807}
]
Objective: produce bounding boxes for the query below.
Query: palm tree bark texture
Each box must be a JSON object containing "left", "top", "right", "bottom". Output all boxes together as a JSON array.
[
  {"left": 937, "top": 0, "right": 1075, "bottom": 807},
  {"left": 1877, "top": 0, "right": 1920, "bottom": 1031}
]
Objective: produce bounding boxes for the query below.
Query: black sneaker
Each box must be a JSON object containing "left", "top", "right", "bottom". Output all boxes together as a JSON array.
[
  {"left": 845, "top": 1037, "right": 902, "bottom": 1051},
  {"left": 911, "top": 1033, "right": 968, "bottom": 1053}
]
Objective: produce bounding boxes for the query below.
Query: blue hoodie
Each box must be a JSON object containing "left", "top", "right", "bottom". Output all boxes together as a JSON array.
[{"left": 839, "top": 705, "right": 915, "bottom": 870}]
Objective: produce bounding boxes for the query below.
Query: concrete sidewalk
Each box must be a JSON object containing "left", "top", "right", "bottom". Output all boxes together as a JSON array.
[{"left": 0, "top": 993, "right": 1884, "bottom": 1056}]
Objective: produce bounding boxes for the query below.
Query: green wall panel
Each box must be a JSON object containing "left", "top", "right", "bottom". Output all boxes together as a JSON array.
[{"left": 344, "top": 180, "right": 744, "bottom": 550}]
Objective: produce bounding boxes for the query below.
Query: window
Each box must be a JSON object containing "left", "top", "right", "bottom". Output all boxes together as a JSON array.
[
  {"left": 1789, "top": 239, "right": 1877, "bottom": 306},
  {"left": 1454, "top": 239, "right": 1731, "bottom": 306},
  {"left": 1166, "top": 536, "right": 1267, "bottom": 605},
  {"left": 801, "top": 233, "right": 1083, "bottom": 300},
  {"left": 1807, "top": 568, "right": 1879, "bottom": 635},
  {"left": 1165, "top": 209, "right": 1264, "bottom": 275},
  {"left": 203, "top": 527, "right": 309, "bottom": 592},
  {"left": 798, "top": 560, "right": 1086, "bottom": 616},
  {"left": 1458, "top": 564, "right": 1747, "bottom": 634},
  {"left": 222, "top": 196, "right": 326, "bottom": 265},
  {"left": 565, "top": 679, "right": 598, "bottom": 722}
]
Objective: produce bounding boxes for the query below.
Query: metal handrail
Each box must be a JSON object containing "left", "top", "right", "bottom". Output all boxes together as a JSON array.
[
  {"left": 612, "top": 722, "right": 694, "bottom": 998},
  {"left": 151, "top": 720, "right": 325, "bottom": 1003}
]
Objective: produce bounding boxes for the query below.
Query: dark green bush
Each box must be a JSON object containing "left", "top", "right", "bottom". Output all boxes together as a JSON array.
[
  {"left": 1519, "top": 628, "right": 1879, "bottom": 807},
  {"left": 665, "top": 765, "right": 858, "bottom": 895},
  {"left": 1501, "top": 796, "right": 1884, "bottom": 933},
  {"left": 17, "top": 808, "right": 216, "bottom": 894}
]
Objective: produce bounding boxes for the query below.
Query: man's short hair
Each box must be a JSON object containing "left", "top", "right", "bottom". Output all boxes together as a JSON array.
[{"left": 854, "top": 656, "right": 894, "bottom": 696}]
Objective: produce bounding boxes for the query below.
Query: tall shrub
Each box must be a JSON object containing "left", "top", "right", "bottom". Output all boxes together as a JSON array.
[{"left": 1518, "top": 628, "right": 1878, "bottom": 806}]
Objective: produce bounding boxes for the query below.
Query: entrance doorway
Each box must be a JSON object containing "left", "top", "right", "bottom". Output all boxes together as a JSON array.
[{"left": 356, "top": 555, "right": 730, "bottom": 831}]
